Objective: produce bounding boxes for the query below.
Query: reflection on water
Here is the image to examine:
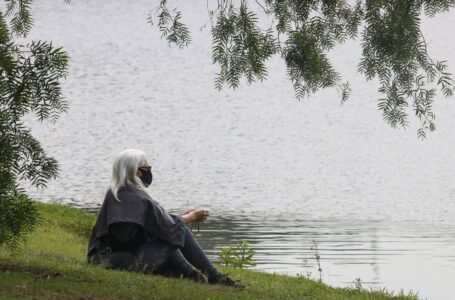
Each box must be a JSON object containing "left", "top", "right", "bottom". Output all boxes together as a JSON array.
[{"left": 193, "top": 215, "right": 455, "bottom": 299}]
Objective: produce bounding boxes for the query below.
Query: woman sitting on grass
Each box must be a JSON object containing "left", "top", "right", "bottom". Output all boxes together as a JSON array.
[{"left": 87, "top": 149, "right": 245, "bottom": 288}]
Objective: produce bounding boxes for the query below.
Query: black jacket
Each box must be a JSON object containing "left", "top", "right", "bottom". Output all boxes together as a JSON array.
[{"left": 87, "top": 185, "right": 186, "bottom": 264}]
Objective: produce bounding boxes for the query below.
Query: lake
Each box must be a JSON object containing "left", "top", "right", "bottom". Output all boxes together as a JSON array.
[{"left": 21, "top": 1, "right": 455, "bottom": 299}]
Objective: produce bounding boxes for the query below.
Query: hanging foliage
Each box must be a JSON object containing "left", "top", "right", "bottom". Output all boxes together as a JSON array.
[
  {"left": 0, "top": 2, "right": 69, "bottom": 247},
  {"left": 150, "top": 0, "right": 455, "bottom": 137}
]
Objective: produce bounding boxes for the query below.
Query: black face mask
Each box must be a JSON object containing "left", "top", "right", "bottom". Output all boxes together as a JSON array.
[{"left": 139, "top": 168, "right": 153, "bottom": 187}]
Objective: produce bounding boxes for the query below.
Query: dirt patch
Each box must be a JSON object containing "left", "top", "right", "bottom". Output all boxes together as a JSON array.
[
  {"left": 33, "top": 290, "right": 115, "bottom": 300},
  {"left": 0, "top": 266, "right": 116, "bottom": 300},
  {"left": 0, "top": 285, "right": 115, "bottom": 300},
  {"left": 0, "top": 264, "right": 64, "bottom": 280}
]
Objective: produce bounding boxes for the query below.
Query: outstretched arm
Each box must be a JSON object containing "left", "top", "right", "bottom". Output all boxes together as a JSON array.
[{"left": 182, "top": 209, "right": 209, "bottom": 225}]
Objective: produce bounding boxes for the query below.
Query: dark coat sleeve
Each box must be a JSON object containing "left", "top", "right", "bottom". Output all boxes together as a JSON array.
[
  {"left": 88, "top": 186, "right": 186, "bottom": 264},
  {"left": 144, "top": 198, "right": 186, "bottom": 248}
]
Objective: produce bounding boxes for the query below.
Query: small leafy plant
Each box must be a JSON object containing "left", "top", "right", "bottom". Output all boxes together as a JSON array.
[{"left": 219, "top": 241, "right": 256, "bottom": 269}]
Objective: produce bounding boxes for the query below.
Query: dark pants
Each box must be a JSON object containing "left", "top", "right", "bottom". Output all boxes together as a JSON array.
[{"left": 108, "top": 227, "right": 218, "bottom": 279}]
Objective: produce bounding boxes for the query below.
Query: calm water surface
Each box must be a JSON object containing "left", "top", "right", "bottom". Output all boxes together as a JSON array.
[{"left": 21, "top": 1, "right": 455, "bottom": 299}]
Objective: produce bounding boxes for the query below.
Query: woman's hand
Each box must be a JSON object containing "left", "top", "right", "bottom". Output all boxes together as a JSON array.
[
  {"left": 183, "top": 209, "right": 209, "bottom": 224},
  {"left": 192, "top": 209, "right": 209, "bottom": 222}
]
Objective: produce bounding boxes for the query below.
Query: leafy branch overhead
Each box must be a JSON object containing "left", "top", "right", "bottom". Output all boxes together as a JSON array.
[
  {"left": 148, "top": 0, "right": 191, "bottom": 48},
  {"left": 1, "top": 2, "right": 69, "bottom": 247},
  {"left": 150, "top": 0, "right": 455, "bottom": 137}
]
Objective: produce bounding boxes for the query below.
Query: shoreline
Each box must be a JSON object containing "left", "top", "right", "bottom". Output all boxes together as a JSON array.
[{"left": 0, "top": 202, "right": 418, "bottom": 299}]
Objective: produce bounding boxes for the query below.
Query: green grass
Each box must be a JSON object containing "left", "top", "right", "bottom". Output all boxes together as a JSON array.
[{"left": 0, "top": 202, "right": 418, "bottom": 300}]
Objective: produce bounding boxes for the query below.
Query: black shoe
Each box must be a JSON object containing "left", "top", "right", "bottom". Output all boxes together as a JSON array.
[
  {"left": 209, "top": 273, "right": 246, "bottom": 289},
  {"left": 183, "top": 270, "right": 208, "bottom": 283}
]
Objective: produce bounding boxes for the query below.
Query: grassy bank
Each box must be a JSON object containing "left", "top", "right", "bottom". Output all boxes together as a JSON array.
[{"left": 0, "top": 202, "right": 418, "bottom": 300}]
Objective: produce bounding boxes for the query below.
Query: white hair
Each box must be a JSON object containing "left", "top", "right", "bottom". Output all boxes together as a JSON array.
[{"left": 110, "top": 149, "right": 149, "bottom": 201}]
